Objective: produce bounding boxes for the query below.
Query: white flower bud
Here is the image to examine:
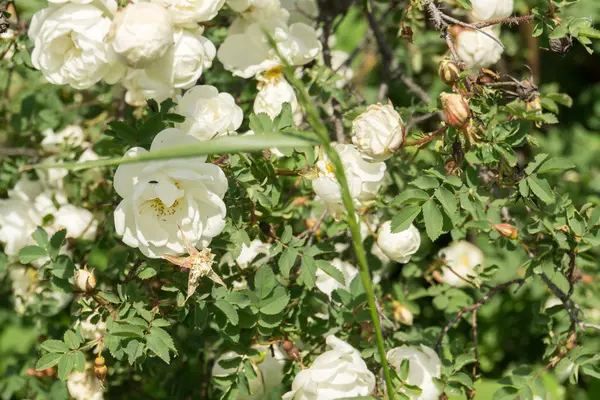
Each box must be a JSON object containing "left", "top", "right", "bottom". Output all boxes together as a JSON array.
[
  {"left": 387, "top": 345, "right": 442, "bottom": 400},
  {"left": 74, "top": 266, "right": 97, "bottom": 292},
  {"left": 456, "top": 27, "right": 504, "bottom": 70},
  {"left": 470, "top": 0, "right": 513, "bottom": 22},
  {"left": 352, "top": 103, "right": 404, "bottom": 161},
  {"left": 283, "top": 335, "right": 375, "bottom": 400},
  {"left": 110, "top": 3, "right": 174, "bottom": 68},
  {"left": 376, "top": 221, "right": 421, "bottom": 264}
]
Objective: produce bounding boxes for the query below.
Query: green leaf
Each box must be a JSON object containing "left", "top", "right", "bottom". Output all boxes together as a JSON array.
[
  {"left": 537, "top": 157, "right": 576, "bottom": 174},
  {"left": 391, "top": 205, "right": 421, "bottom": 233},
  {"left": 527, "top": 175, "right": 555, "bottom": 204},
  {"left": 412, "top": 176, "right": 439, "bottom": 190},
  {"left": 260, "top": 287, "right": 290, "bottom": 315},
  {"left": 300, "top": 255, "right": 317, "bottom": 289},
  {"left": 449, "top": 372, "right": 473, "bottom": 389},
  {"left": 72, "top": 351, "right": 86, "bottom": 373},
  {"left": 434, "top": 187, "right": 458, "bottom": 217},
  {"left": 455, "top": 0, "right": 472, "bottom": 10},
  {"left": 27, "top": 134, "right": 317, "bottom": 171},
  {"left": 32, "top": 227, "right": 49, "bottom": 249},
  {"left": 315, "top": 260, "right": 345, "bottom": 285},
  {"left": 454, "top": 353, "right": 477, "bottom": 370},
  {"left": 492, "top": 386, "right": 519, "bottom": 400},
  {"left": 19, "top": 245, "right": 47, "bottom": 264},
  {"left": 125, "top": 340, "right": 145, "bottom": 365},
  {"left": 524, "top": 153, "right": 549, "bottom": 175},
  {"left": 49, "top": 229, "right": 67, "bottom": 260},
  {"left": 63, "top": 330, "right": 81, "bottom": 350},
  {"left": 57, "top": 353, "right": 75, "bottom": 380},
  {"left": 215, "top": 299, "right": 239, "bottom": 326},
  {"left": 253, "top": 266, "right": 276, "bottom": 299},
  {"left": 51, "top": 255, "right": 75, "bottom": 279},
  {"left": 146, "top": 332, "right": 171, "bottom": 364},
  {"left": 280, "top": 225, "right": 293, "bottom": 243},
  {"left": 278, "top": 247, "right": 298, "bottom": 278},
  {"left": 98, "top": 291, "right": 121, "bottom": 304},
  {"left": 422, "top": 199, "right": 443, "bottom": 241},
  {"left": 36, "top": 353, "right": 63, "bottom": 371},
  {"left": 41, "top": 340, "right": 69, "bottom": 354},
  {"left": 137, "top": 266, "right": 157, "bottom": 280},
  {"left": 149, "top": 327, "right": 176, "bottom": 352},
  {"left": 391, "top": 189, "right": 430, "bottom": 206},
  {"left": 400, "top": 359, "right": 410, "bottom": 381}
]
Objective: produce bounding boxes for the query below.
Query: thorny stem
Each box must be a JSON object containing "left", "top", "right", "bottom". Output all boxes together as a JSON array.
[
  {"left": 473, "top": 14, "right": 535, "bottom": 29},
  {"left": 283, "top": 62, "right": 396, "bottom": 400}
]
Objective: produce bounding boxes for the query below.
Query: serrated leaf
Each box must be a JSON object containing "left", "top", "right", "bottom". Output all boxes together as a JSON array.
[
  {"left": 98, "top": 291, "right": 121, "bottom": 304},
  {"left": 280, "top": 225, "right": 293, "bottom": 243},
  {"left": 146, "top": 332, "right": 171, "bottom": 364},
  {"left": 63, "top": 331, "right": 81, "bottom": 350},
  {"left": 149, "top": 327, "right": 176, "bottom": 352},
  {"left": 493, "top": 386, "right": 519, "bottom": 400},
  {"left": 527, "top": 175, "right": 555, "bottom": 204},
  {"left": 392, "top": 189, "right": 430, "bottom": 206},
  {"left": 434, "top": 187, "right": 457, "bottom": 217},
  {"left": 57, "top": 353, "right": 75, "bottom": 380},
  {"left": 412, "top": 176, "right": 439, "bottom": 190},
  {"left": 538, "top": 157, "right": 575, "bottom": 174},
  {"left": 36, "top": 353, "right": 63, "bottom": 371},
  {"left": 51, "top": 255, "right": 74, "bottom": 279},
  {"left": 32, "top": 227, "right": 49, "bottom": 249},
  {"left": 449, "top": 372, "right": 473, "bottom": 388},
  {"left": 300, "top": 255, "right": 317, "bottom": 289},
  {"left": 524, "top": 153, "right": 549, "bottom": 175},
  {"left": 125, "top": 340, "right": 144, "bottom": 365},
  {"left": 422, "top": 199, "right": 443, "bottom": 241},
  {"left": 278, "top": 247, "right": 298, "bottom": 278},
  {"left": 72, "top": 351, "right": 86, "bottom": 373},
  {"left": 137, "top": 266, "right": 157, "bottom": 279},
  {"left": 19, "top": 245, "right": 47, "bottom": 264},
  {"left": 215, "top": 299, "right": 239, "bottom": 326},
  {"left": 49, "top": 229, "right": 67, "bottom": 260},
  {"left": 41, "top": 340, "right": 69, "bottom": 354},
  {"left": 253, "top": 266, "right": 276, "bottom": 299},
  {"left": 260, "top": 288, "right": 290, "bottom": 315},
  {"left": 315, "top": 260, "right": 345, "bottom": 285},
  {"left": 391, "top": 205, "right": 421, "bottom": 233}
]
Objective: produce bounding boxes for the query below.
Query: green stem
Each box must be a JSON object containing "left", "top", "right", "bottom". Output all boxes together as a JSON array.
[{"left": 283, "top": 67, "right": 395, "bottom": 399}]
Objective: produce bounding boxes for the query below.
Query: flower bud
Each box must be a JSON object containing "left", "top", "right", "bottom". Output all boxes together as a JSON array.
[
  {"left": 94, "top": 355, "right": 105, "bottom": 368},
  {"left": 351, "top": 103, "right": 404, "bottom": 161},
  {"left": 74, "top": 266, "right": 97, "bottom": 292},
  {"left": 493, "top": 223, "right": 518, "bottom": 240},
  {"left": 94, "top": 365, "right": 108, "bottom": 382},
  {"left": 441, "top": 93, "right": 471, "bottom": 129},
  {"left": 376, "top": 221, "right": 421, "bottom": 264},
  {"left": 392, "top": 300, "right": 414, "bottom": 326},
  {"left": 438, "top": 59, "right": 461, "bottom": 86}
]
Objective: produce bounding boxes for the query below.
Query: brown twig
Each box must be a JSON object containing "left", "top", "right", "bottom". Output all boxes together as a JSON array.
[
  {"left": 472, "top": 309, "right": 480, "bottom": 378},
  {"left": 405, "top": 126, "right": 447, "bottom": 147},
  {"left": 435, "top": 278, "right": 525, "bottom": 352},
  {"left": 473, "top": 15, "right": 535, "bottom": 29}
]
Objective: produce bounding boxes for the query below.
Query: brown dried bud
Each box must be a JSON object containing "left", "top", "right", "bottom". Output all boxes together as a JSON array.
[
  {"left": 281, "top": 340, "right": 294, "bottom": 352},
  {"left": 441, "top": 93, "right": 471, "bottom": 130},
  {"left": 549, "top": 35, "right": 573, "bottom": 56},
  {"left": 438, "top": 59, "right": 461, "bottom": 86},
  {"left": 493, "top": 223, "right": 518, "bottom": 240},
  {"left": 94, "top": 365, "right": 108, "bottom": 382},
  {"left": 392, "top": 300, "right": 414, "bottom": 326},
  {"left": 74, "top": 266, "right": 97, "bottom": 292}
]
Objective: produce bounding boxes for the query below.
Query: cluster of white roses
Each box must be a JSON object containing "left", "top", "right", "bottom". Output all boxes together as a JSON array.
[
  {"left": 28, "top": 0, "right": 322, "bottom": 110},
  {"left": 283, "top": 336, "right": 443, "bottom": 400},
  {"left": 455, "top": 0, "right": 514, "bottom": 69}
]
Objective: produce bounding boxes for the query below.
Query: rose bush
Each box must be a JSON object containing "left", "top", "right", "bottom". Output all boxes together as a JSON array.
[{"left": 1, "top": 0, "right": 600, "bottom": 399}]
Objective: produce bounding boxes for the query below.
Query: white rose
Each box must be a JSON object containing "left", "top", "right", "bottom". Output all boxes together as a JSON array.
[
  {"left": 213, "top": 345, "right": 286, "bottom": 400},
  {"left": 145, "top": 27, "right": 216, "bottom": 90},
  {"left": 67, "top": 368, "right": 104, "bottom": 400},
  {"left": 352, "top": 103, "right": 404, "bottom": 161},
  {"left": 254, "top": 68, "right": 302, "bottom": 125},
  {"left": 77, "top": 313, "right": 106, "bottom": 341},
  {"left": 41, "top": 125, "right": 85, "bottom": 152},
  {"left": 311, "top": 144, "right": 386, "bottom": 218},
  {"left": 217, "top": 16, "right": 321, "bottom": 78},
  {"left": 315, "top": 258, "right": 358, "bottom": 299},
  {"left": 438, "top": 240, "right": 484, "bottom": 287},
  {"left": 456, "top": 27, "right": 504, "bottom": 70},
  {"left": 281, "top": 0, "right": 317, "bottom": 25},
  {"left": 54, "top": 204, "right": 98, "bottom": 240},
  {"left": 0, "top": 199, "right": 43, "bottom": 257},
  {"left": 150, "top": 0, "right": 225, "bottom": 26},
  {"left": 113, "top": 128, "right": 228, "bottom": 258},
  {"left": 283, "top": 335, "right": 375, "bottom": 399},
  {"left": 122, "top": 68, "right": 179, "bottom": 107},
  {"left": 175, "top": 85, "right": 243, "bottom": 140},
  {"left": 28, "top": 1, "right": 121, "bottom": 89},
  {"left": 236, "top": 239, "right": 271, "bottom": 269},
  {"left": 109, "top": 3, "right": 174, "bottom": 68},
  {"left": 387, "top": 345, "right": 442, "bottom": 400},
  {"left": 470, "top": 0, "right": 513, "bottom": 22},
  {"left": 228, "top": 0, "right": 288, "bottom": 21},
  {"left": 376, "top": 221, "right": 421, "bottom": 264}
]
